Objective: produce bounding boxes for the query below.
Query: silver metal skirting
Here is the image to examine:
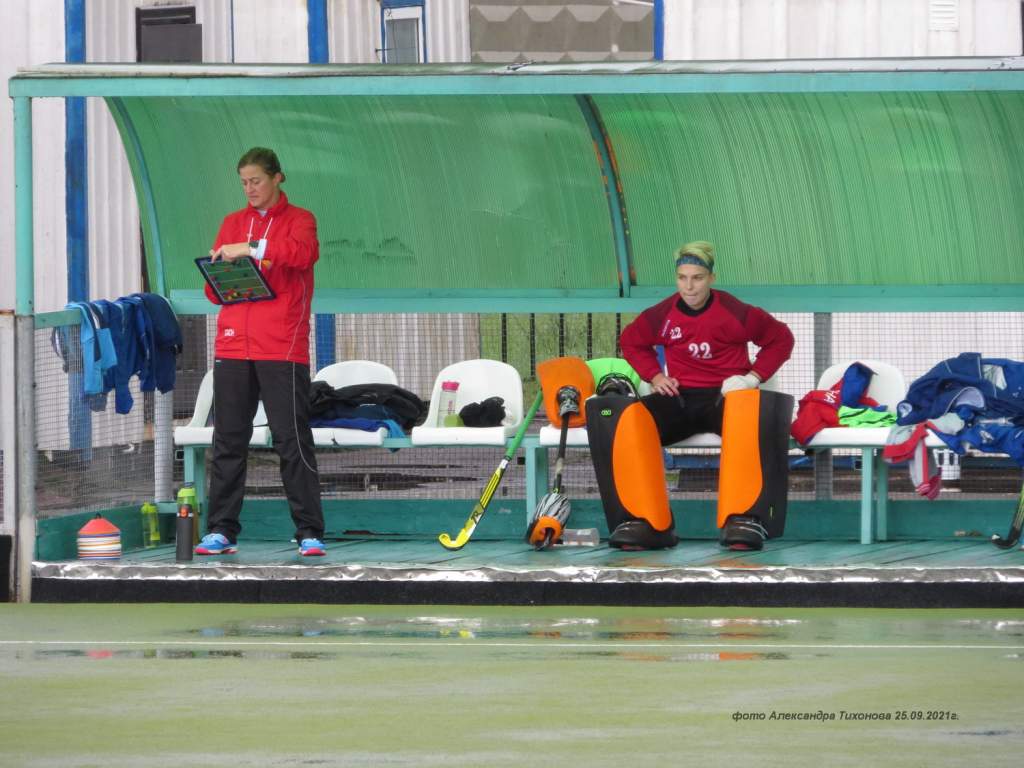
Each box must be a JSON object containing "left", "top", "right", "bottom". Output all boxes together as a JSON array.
[{"left": 34, "top": 561, "right": 1024, "bottom": 585}]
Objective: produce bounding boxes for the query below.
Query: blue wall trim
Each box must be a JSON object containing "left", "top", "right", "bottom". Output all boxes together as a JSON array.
[
  {"left": 653, "top": 0, "right": 664, "bottom": 61},
  {"left": 307, "top": 0, "right": 329, "bottom": 64},
  {"left": 65, "top": 0, "right": 90, "bottom": 456},
  {"left": 64, "top": 0, "right": 88, "bottom": 302},
  {"left": 307, "top": 0, "right": 335, "bottom": 370}
]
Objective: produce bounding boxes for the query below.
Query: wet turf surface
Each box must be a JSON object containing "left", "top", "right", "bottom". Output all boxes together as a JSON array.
[{"left": 1, "top": 604, "right": 1023, "bottom": 766}]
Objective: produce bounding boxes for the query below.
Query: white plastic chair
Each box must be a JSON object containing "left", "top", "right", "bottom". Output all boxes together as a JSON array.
[
  {"left": 173, "top": 370, "right": 271, "bottom": 448},
  {"left": 411, "top": 359, "right": 524, "bottom": 446},
  {"left": 802, "top": 359, "right": 941, "bottom": 543},
  {"left": 816, "top": 359, "right": 906, "bottom": 410},
  {"left": 313, "top": 360, "right": 398, "bottom": 389},
  {"left": 311, "top": 360, "right": 400, "bottom": 446},
  {"left": 803, "top": 359, "right": 924, "bottom": 448}
]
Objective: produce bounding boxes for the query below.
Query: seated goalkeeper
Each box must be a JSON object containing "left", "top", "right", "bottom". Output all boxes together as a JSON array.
[{"left": 619, "top": 240, "right": 795, "bottom": 549}]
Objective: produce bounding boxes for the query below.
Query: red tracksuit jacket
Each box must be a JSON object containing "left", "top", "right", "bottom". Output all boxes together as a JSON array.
[
  {"left": 206, "top": 191, "right": 318, "bottom": 365},
  {"left": 620, "top": 290, "right": 794, "bottom": 388}
]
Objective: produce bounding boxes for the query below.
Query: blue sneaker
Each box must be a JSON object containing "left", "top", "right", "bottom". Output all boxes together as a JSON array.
[
  {"left": 195, "top": 533, "right": 237, "bottom": 555},
  {"left": 299, "top": 538, "right": 326, "bottom": 557}
]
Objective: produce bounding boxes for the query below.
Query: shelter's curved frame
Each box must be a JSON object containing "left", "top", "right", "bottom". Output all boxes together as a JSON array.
[{"left": 9, "top": 58, "right": 1024, "bottom": 600}]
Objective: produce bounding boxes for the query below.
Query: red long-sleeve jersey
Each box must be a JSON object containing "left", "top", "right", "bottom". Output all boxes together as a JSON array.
[
  {"left": 205, "top": 191, "right": 318, "bottom": 364},
  {"left": 620, "top": 290, "right": 794, "bottom": 387}
]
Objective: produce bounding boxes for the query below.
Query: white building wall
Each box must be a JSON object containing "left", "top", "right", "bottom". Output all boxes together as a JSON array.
[
  {"left": 0, "top": 0, "right": 66, "bottom": 315},
  {"left": 329, "top": 0, "right": 380, "bottom": 62},
  {"left": 426, "top": 0, "right": 472, "bottom": 62},
  {"left": 233, "top": 0, "right": 308, "bottom": 62},
  {"left": 663, "top": 0, "right": 1022, "bottom": 60}
]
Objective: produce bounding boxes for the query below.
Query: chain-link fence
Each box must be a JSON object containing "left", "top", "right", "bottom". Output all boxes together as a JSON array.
[{"left": 13, "top": 309, "right": 1024, "bottom": 525}]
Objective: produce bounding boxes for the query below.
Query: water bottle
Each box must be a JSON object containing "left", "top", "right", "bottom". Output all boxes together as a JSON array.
[
  {"left": 175, "top": 492, "right": 195, "bottom": 563},
  {"left": 558, "top": 528, "right": 600, "bottom": 546},
  {"left": 140, "top": 502, "right": 160, "bottom": 548},
  {"left": 177, "top": 483, "right": 199, "bottom": 544},
  {"left": 439, "top": 381, "right": 461, "bottom": 427}
]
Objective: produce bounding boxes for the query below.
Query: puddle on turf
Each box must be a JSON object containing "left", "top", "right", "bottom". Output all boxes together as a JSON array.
[
  {"left": 19, "top": 618, "right": 819, "bottom": 664},
  {"left": 29, "top": 649, "right": 338, "bottom": 661},
  {"left": 192, "top": 615, "right": 803, "bottom": 644},
  {"left": 22, "top": 646, "right": 802, "bottom": 664}
]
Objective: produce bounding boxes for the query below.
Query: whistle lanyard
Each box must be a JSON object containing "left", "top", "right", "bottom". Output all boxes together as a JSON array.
[{"left": 246, "top": 215, "right": 274, "bottom": 243}]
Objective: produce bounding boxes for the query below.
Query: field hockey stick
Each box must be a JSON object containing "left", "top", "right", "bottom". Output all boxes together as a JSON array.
[
  {"left": 550, "top": 396, "right": 572, "bottom": 497},
  {"left": 438, "top": 390, "right": 543, "bottom": 551},
  {"left": 991, "top": 478, "right": 1024, "bottom": 549}
]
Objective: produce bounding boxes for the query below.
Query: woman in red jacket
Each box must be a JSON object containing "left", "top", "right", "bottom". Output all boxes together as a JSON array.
[
  {"left": 619, "top": 241, "right": 794, "bottom": 549},
  {"left": 195, "top": 147, "right": 326, "bottom": 557}
]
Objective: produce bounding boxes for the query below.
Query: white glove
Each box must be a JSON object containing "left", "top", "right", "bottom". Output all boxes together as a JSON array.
[{"left": 720, "top": 373, "right": 760, "bottom": 395}]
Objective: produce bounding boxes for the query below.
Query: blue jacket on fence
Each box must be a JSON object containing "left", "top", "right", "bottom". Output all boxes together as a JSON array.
[
  {"left": 132, "top": 292, "right": 182, "bottom": 394},
  {"left": 58, "top": 294, "right": 182, "bottom": 415},
  {"left": 65, "top": 302, "right": 116, "bottom": 397},
  {"left": 91, "top": 298, "right": 144, "bottom": 414}
]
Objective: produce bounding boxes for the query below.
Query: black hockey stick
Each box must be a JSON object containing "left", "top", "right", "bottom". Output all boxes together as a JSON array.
[
  {"left": 991, "top": 480, "right": 1024, "bottom": 549},
  {"left": 527, "top": 386, "right": 579, "bottom": 550}
]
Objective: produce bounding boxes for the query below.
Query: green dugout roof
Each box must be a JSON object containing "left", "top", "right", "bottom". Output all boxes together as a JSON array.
[{"left": 11, "top": 59, "right": 1024, "bottom": 312}]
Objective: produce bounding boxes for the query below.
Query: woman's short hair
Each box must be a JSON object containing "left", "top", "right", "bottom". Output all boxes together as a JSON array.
[
  {"left": 674, "top": 241, "right": 715, "bottom": 272},
  {"left": 237, "top": 147, "right": 285, "bottom": 182}
]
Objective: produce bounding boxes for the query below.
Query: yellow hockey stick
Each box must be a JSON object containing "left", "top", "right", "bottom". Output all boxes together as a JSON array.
[{"left": 438, "top": 391, "right": 543, "bottom": 551}]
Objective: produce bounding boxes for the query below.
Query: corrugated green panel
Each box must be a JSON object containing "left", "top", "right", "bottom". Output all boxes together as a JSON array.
[
  {"left": 597, "top": 91, "right": 1024, "bottom": 288},
  {"left": 108, "top": 95, "right": 617, "bottom": 293}
]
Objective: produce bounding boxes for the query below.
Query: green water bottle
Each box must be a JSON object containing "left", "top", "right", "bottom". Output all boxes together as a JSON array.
[
  {"left": 176, "top": 483, "right": 199, "bottom": 545},
  {"left": 140, "top": 502, "right": 160, "bottom": 548}
]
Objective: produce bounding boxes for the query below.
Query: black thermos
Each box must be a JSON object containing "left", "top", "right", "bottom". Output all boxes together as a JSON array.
[{"left": 175, "top": 501, "right": 194, "bottom": 562}]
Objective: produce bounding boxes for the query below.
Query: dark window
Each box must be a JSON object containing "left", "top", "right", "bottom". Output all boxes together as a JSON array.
[{"left": 135, "top": 6, "right": 202, "bottom": 63}]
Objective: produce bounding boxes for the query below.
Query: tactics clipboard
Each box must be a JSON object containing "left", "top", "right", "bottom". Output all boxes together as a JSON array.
[{"left": 195, "top": 256, "right": 275, "bottom": 304}]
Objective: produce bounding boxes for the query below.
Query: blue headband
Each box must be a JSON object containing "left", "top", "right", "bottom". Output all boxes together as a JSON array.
[{"left": 676, "top": 254, "right": 712, "bottom": 272}]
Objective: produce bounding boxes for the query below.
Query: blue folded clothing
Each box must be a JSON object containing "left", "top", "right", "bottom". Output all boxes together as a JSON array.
[{"left": 308, "top": 416, "right": 406, "bottom": 438}]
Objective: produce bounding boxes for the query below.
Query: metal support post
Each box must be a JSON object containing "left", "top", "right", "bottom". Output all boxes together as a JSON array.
[
  {"left": 812, "top": 312, "right": 833, "bottom": 500},
  {"left": 13, "top": 96, "right": 36, "bottom": 602},
  {"left": 154, "top": 389, "right": 174, "bottom": 502},
  {"left": 14, "top": 317, "right": 36, "bottom": 602}
]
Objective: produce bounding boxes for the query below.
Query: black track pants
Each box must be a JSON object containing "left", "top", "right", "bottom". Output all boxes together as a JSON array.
[
  {"left": 206, "top": 358, "right": 324, "bottom": 542},
  {"left": 640, "top": 387, "right": 724, "bottom": 446}
]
